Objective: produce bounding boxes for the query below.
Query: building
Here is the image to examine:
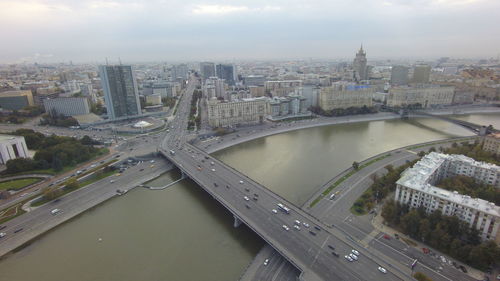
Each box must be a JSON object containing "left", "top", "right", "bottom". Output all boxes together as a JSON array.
[
  {"left": 43, "top": 97, "right": 90, "bottom": 117},
  {"left": 216, "top": 64, "right": 236, "bottom": 86},
  {"left": 243, "top": 75, "right": 266, "bottom": 86},
  {"left": 0, "top": 135, "right": 29, "bottom": 165},
  {"left": 146, "top": 94, "right": 162, "bottom": 105},
  {"left": 482, "top": 133, "right": 500, "bottom": 155},
  {"left": 319, "top": 82, "right": 374, "bottom": 111},
  {"left": 353, "top": 45, "right": 369, "bottom": 82},
  {"left": 268, "top": 95, "right": 310, "bottom": 121},
  {"left": 264, "top": 80, "right": 302, "bottom": 97},
  {"left": 0, "top": 90, "right": 34, "bottom": 110},
  {"left": 207, "top": 97, "right": 269, "bottom": 127},
  {"left": 452, "top": 90, "right": 474, "bottom": 105},
  {"left": 172, "top": 64, "right": 189, "bottom": 80},
  {"left": 248, "top": 86, "right": 266, "bottom": 97},
  {"left": 387, "top": 85, "right": 454, "bottom": 108},
  {"left": 99, "top": 65, "right": 142, "bottom": 120},
  {"left": 395, "top": 152, "right": 500, "bottom": 242},
  {"left": 203, "top": 77, "right": 226, "bottom": 100},
  {"left": 413, "top": 64, "right": 431, "bottom": 84},
  {"left": 390, "top": 65, "right": 409, "bottom": 86},
  {"left": 200, "top": 62, "right": 215, "bottom": 80}
]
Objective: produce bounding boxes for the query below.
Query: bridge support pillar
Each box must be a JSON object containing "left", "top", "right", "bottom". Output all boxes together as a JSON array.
[{"left": 233, "top": 215, "right": 242, "bottom": 228}]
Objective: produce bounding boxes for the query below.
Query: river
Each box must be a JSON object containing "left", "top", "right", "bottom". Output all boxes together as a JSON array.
[{"left": 0, "top": 114, "right": 499, "bottom": 281}]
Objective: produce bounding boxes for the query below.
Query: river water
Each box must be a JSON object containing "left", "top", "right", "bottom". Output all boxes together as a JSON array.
[{"left": 1, "top": 114, "right": 499, "bottom": 281}]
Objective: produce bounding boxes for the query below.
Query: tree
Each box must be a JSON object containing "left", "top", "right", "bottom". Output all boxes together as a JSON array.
[
  {"left": 65, "top": 178, "right": 79, "bottom": 190},
  {"left": 352, "top": 161, "right": 359, "bottom": 170},
  {"left": 5, "top": 158, "right": 38, "bottom": 173},
  {"left": 42, "top": 187, "right": 62, "bottom": 201},
  {"left": 400, "top": 210, "right": 421, "bottom": 238},
  {"left": 381, "top": 200, "right": 397, "bottom": 224},
  {"left": 418, "top": 219, "right": 431, "bottom": 242},
  {"left": 418, "top": 151, "right": 426, "bottom": 157}
]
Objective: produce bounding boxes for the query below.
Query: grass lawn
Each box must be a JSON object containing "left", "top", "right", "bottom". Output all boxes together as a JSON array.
[{"left": 0, "top": 178, "right": 42, "bottom": 191}]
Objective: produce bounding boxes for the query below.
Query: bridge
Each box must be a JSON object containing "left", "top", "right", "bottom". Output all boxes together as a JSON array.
[
  {"left": 158, "top": 79, "right": 413, "bottom": 281},
  {"left": 402, "top": 109, "right": 498, "bottom": 135}
]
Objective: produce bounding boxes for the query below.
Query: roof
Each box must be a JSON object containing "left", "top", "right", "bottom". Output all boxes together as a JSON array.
[{"left": 0, "top": 134, "right": 23, "bottom": 142}]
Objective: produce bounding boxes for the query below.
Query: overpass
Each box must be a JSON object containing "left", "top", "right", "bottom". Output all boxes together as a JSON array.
[
  {"left": 403, "top": 109, "right": 498, "bottom": 135},
  {"left": 158, "top": 78, "right": 413, "bottom": 281}
]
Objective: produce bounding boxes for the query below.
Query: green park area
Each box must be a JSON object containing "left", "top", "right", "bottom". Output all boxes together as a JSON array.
[{"left": 0, "top": 178, "right": 42, "bottom": 191}]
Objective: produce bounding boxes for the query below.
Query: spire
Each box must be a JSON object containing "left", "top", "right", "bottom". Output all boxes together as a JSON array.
[{"left": 360, "top": 43, "right": 363, "bottom": 51}]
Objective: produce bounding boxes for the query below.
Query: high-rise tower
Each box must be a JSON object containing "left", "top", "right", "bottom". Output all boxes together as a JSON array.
[
  {"left": 352, "top": 45, "right": 368, "bottom": 82},
  {"left": 99, "top": 65, "right": 141, "bottom": 120}
]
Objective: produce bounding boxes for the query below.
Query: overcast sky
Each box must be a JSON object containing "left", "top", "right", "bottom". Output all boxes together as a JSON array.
[{"left": 1, "top": 0, "right": 499, "bottom": 63}]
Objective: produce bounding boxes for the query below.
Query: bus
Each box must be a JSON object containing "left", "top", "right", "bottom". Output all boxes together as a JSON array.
[{"left": 277, "top": 203, "right": 291, "bottom": 214}]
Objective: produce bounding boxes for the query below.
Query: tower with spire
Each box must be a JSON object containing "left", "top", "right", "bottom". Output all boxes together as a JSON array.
[{"left": 352, "top": 44, "right": 368, "bottom": 82}]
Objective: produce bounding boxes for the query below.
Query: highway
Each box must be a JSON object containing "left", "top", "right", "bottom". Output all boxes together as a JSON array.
[{"left": 158, "top": 77, "right": 410, "bottom": 281}]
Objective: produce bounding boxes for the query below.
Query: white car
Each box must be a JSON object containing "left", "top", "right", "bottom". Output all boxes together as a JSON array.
[
  {"left": 344, "top": 255, "right": 354, "bottom": 262},
  {"left": 272, "top": 209, "right": 278, "bottom": 214},
  {"left": 263, "top": 259, "right": 269, "bottom": 266},
  {"left": 294, "top": 220, "right": 301, "bottom": 225},
  {"left": 349, "top": 253, "right": 358, "bottom": 261},
  {"left": 211, "top": 168, "right": 216, "bottom": 172},
  {"left": 239, "top": 180, "right": 244, "bottom": 184},
  {"left": 293, "top": 225, "right": 301, "bottom": 231},
  {"left": 51, "top": 208, "right": 60, "bottom": 215},
  {"left": 378, "top": 267, "right": 387, "bottom": 274},
  {"left": 0, "top": 232, "right": 5, "bottom": 238},
  {"left": 243, "top": 196, "right": 250, "bottom": 201},
  {"left": 282, "top": 225, "right": 289, "bottom": 231},
  {"left": 351, "top": 249, "right": 360, "bottom": 256},
  {"left": 302, "top": 222, "right": 310, "bottom": 228}
]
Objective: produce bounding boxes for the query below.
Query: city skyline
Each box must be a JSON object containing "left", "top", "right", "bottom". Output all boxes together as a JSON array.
[{"left": 1, "top": 0, "right": 500, "bottom": 63}]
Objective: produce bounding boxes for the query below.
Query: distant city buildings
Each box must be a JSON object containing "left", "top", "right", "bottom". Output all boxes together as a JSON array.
[
  {"left": 203, "top": 77, "right": 226, "bottom": 100},
  {"left": 319, "top": 82, "right": 374, "bottom": 111},
  {"left": 395, "top": 152, "right": 500, "bottom": 242},
  {"left": 387, "top": 85, "right": 454, "bottom": 108},
  {"left": 200, "top": 62, "right": 216, "bottom": 80},
  {"left": 243, "top": 75, "right": 266, "bottom": 87},
  {"left": 0, "top": 134, "right": 29, "bottom": 165},
  {"left": 172, "top": 64, "right": 189, "bottom": 80},
  {"left": 207, "top": 97, "right": 269, "bottom": 127},
  {"left": 99, "top": 65, "right": 142, "bottom": 120},
  {"left": 264, "top": 80, "right": 302, "bottom": 97},
  {"left": 0, "top": 90, "right": 34, "bottom": 110},
  {"left": 390, "top": 65, "right": 409, "bottom": 86},
  {"left": 216, "top": 64, "right": 236, "bottom": 86},
  {"left": 43, "top": 97, "right": 90, "bottom": 117}
]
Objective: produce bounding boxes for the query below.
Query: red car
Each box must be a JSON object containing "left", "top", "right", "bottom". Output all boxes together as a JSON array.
[
  {"left": 422, "top": 248, "right": 430, "bottom": 254},
  {"left": 383, "top": 234, "right": 391, "bottom": 240}
]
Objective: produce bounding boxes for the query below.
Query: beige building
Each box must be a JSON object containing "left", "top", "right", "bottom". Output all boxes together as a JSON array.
[
  {"left": 264, "top": 80, "right": 302, "bottom": 97},
  {"left": 208, "top": 97, "right": 269, "bottom": 127},
  {"left": 249, "top": 86, "right": 265, "bottom": 97},
  {"left": 387, "top": 86, "right": 454, "bottom": 108},
  {"left": 319, "top": 83, "right": 374, "bottom": 111},
  {"left": 0, "top": 90, "right": 34, "bottom": 110},
  {"left": 483, "top": 133, "right": 500, "bottom": 155}
]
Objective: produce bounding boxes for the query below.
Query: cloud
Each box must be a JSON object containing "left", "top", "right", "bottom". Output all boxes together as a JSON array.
[{"left": 191, "top": 4, "right": 281, "bottom": 15}]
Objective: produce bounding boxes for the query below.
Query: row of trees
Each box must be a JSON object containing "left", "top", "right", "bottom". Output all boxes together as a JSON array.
[
  {"left": 0, "top": 106, "right": 44, "bottom": 124},
  {"left": 188, "top": 90, "right": 202, "bottom": 130},
  {"left": 437, "top": 175, "right": 500, "bottom": 205},
  {"left": 5, "top": 129, "right": 102, "bottom": 174},
  {"left": 352, "top": 161, "right": 416, "bottom": 214},
  {"left": 39, "top": 113, "right": 79, "bottom": 127},
  {"left": 310, "top": 105, "right": 377, "bottom": 117},
  {"left": 382, "top": 200, "right": 500, "bottom": 270},
  {"left": 444, "top": 141, "right": 500, "bottom": 165}
]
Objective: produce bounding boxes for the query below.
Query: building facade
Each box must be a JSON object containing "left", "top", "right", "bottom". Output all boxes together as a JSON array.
[
  {"left": 319, "top": 83, "right": 374, "bottom": 111},
  {"left": 200, "top": 62, "right": 215, "bottom": 80},
  {"left": 243, "top": 75, "right": 266, "bottom": 86},
  {"left": 203, "top": 77, "right": 226, "bottom": 100},
  {"left": 390, "top": 65, "right": 409, "bottom": 86},
  {"left": 482, "top": 133, "right": 500, "bottom": 155},
  {"left": 264, "top": 80, "right": 302, "bottom": 97},
  {"left": 0, "top": 135, "right": 29, "bottom": 165},
  {"left": 207, "top": 97, "right": 269, "bottom": 127},
  {"left": 216, "top": 64, "right": 236, "bottom": 86},
  {"left": 99, "top": 65, "right": 142, "bottom": 120},
  {"left": 43, "top": 97, "right": 90, "bottom": 117},
  {"left": 172, "top": 64, "right": 189, "bottom": 80},
  {"left": 268, "top": 95, "right": 309, "bottom": 121},
  {"left": 395, "top": 152, "right": 500, "bottom": 242},
  {"left": 387, "top": 86, "right": 454, "bottom": 108},
  {"left": 413, "top": 65, "right": 431, "bottom": 84},
  {"left": 0, "top": 90, "right": 34, "bottom": 110},
  {"left": 353, "top": 45, "right": 368, "bottom": 82}
]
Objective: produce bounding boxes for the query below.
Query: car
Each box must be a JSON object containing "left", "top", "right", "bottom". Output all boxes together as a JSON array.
[
  {"left": 210, "top": 161, "right": 215, "bottom": 165},
  {"left": 252, "top": 197, "right": 258, "bottom": 201},
  {"left": 349, "top": 253, "right": 358, "bottom": 261},
  {"left": 226, "top": 185, "right": 230, "bottom": 189},
  {"left": 328, "top": 245, "right": 335, "bottom": 250},
  {"left": 51, "top": 208, "right": 60, "bottom": 215},
  {"left": 294, "top": 220, "right": 301, "bottom": 225},
  {"left": 213, "top": 183, "right": 218, "bottom": 187},
  {"left": 331, "top": 252, "right": 339, "bottom": 257},
  {"left": 110, "top": 180, "right": 115, "bottom": 183},
  {"left": 351, "top": 249, "right": 359, "bottom": 256},
  {"left": 282, "top": 225, "right": 289, "bottom": 231},
  {"left": 239, "top": 180, "right": 244, "bottom": 184},
  {"left": 344, "top": 255, "right": 354, "bottom": 262},
  {"left": 293, "top": 225, "right": 301, "bottom": 230},
  {"left": 14, "top": 228, "right": 23, "bottom": 233},
  {"left": 309, "top": 231, "right": 316, "bottom": 236},
  {"left": 0, "top": 232, "right": 5, "bottom": 238},
  {"left": 263, "top": 258, "right": 269, "bottom": 266},
  {"left": 378, "top": 266, "right": 387, "bottom": 274},
  {"left": 272, "top": 209, "right": 278, "bottom": 214},
  {"left": 211, "top": 168, "right": 216, "bottom": 172},
  {"left": 329, "top": 194, "right": 336, "bottom": 200},
  {"left": 383, "top": 234, "right": 391, "bottom": 240},
  {"left": 140, "top": 168, "right": 144, "bottom": 171},
  {"left": 314, "top": 226, "right": 321, "bottom": 231},
  {"left": 245, "top": 204, "right": 250, "bottom": 209},
  {"left": 244, "top": 188, "right": 250, "bottom": 192},
  {"left": 302, "top": 222, "right": 310, "bottom": 228},
  {"left": 243, "top": 196, "right": 250, "bottom": 201}
]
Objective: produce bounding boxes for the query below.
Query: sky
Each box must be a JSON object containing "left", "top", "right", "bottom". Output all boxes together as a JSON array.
[{"left": 0, "top": 0, "right": 499, "bottom": 63}]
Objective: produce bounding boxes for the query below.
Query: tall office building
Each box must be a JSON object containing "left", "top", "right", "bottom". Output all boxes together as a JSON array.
[
  {"left": 390, "top": 65, "right": 409, "bottom": 86},
  {"left": 172, "top": 64, "right": 189, "bottom": 80},
  {"left": 352, "top": 45, "right": 368, "bottom": 82},
  {"left": 413, "top": 64, "right": 431, "bottom": 84},
  {"left": 216, "top": 64, "right": 236, "bottom": 86},
  {"left": 200, "top": 62, "right": 215, "bottom": 80},
  {"left": 99, "top": 65, "right": 141, "bottom": 120}
]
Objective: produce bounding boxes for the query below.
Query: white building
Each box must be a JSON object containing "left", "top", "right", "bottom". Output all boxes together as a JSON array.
[
  {"left": 319, "top": 82, "right": 374, "bottom": 111},
  {"left": 43, "top": 97, "right": 90, "bottom": 117},
  {"left": 208, "top": 97, "right": 269, "bottom": 127},
  {"left": 268, "top": 95, "right": 310, "bottom": 121},
  {"left": 264, "top": 80, "right": 303, "bottom": 97},
  {"left": 0, "top": 135, "right": 29, "bottom": 164},
  {"left": 395, "top": 152, "right": 500, "bottom": 242},
  {"left": 387, "top": 85, "right": 454, "bottom": 108},
  {"left": 204, "top": 77, "right": 226, "bottom": 100}
]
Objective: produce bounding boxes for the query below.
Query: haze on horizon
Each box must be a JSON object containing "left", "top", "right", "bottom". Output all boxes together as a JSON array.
[{"left": 1, "top": 0, "right": 499, "bottom": 64}]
